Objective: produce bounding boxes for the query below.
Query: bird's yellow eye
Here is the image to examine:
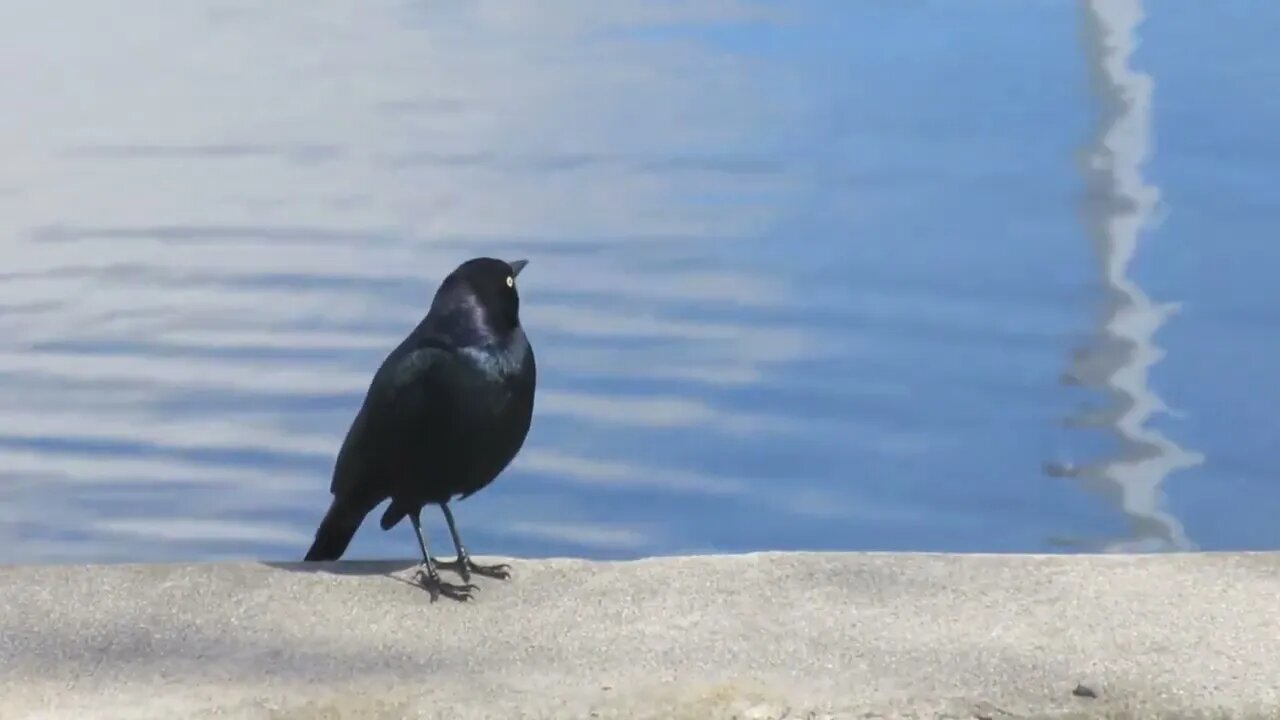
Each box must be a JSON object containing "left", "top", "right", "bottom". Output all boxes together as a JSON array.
[{"left": 505, "top": 276, "right": 514, "bottom": 288}]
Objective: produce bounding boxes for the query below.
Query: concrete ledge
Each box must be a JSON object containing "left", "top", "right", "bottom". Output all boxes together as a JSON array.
[{"left": 2, "top": 552, "right": 1280, "bottom": 719}]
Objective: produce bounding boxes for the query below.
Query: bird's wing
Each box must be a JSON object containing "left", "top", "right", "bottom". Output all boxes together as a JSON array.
[{"left": 328, "top": 343, "right": 455, "bottom": 497}]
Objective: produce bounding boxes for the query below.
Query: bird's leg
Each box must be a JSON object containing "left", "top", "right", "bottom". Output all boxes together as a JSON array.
[
  {"left": 435, "top": 502, "right": 511, "bottom": 581},
  {"left": 409, "top": 510, "right": 475, "bottom": 602}
]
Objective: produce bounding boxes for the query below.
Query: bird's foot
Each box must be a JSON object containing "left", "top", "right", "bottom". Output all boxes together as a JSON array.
[
  {"left": 437, "top": 554, "right": 511, "bottom": 582},
  {"left": 414, "top": 565, "right": 477, "bottom": 602}
]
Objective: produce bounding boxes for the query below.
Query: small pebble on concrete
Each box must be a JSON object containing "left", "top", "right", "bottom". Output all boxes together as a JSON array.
[{"left": 1072, "top": 682, "right": 1098, "bottom": 699}]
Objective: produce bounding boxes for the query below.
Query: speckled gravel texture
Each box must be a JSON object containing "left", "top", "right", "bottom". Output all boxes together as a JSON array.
[{"left": 2, "top": 552, "right": 1279, "bottom": 719}]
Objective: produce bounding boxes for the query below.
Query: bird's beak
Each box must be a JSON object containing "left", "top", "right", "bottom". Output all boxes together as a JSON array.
[{"left": 508, "top": 259, "right": 528, "bottom": 277}]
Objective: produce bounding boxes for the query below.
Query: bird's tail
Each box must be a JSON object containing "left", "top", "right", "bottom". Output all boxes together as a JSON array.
[{"left": 303, "top": 492, "right": 380, "bottom": 562}]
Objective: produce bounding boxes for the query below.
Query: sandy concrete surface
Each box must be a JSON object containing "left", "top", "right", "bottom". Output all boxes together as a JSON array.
[{"left": 1, "top": 551, "right": 1279, "bottom": 719}]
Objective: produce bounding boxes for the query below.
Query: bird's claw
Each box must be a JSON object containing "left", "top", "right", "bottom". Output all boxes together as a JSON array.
[
  {"left": 437, "top": 557, "right": 512, "bottom": 582},
  {"left": 414, "top": 567, "right": 477, "bottom": 602},
  {"left": 470, "top": 561, "right": 512, "bottom": 580}
]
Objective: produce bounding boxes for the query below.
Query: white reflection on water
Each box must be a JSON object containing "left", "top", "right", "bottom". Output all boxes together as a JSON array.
[
  {"left": 0, "top": 0, "right": 831, "bottom": 562},
  {"left": 1051, "top": 0, "right": 1204, "bottom": 552}
]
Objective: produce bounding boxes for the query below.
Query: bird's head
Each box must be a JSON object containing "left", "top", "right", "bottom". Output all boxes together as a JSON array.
[{"left": 430, "top": 257, "right": 529, "bottom": 342}]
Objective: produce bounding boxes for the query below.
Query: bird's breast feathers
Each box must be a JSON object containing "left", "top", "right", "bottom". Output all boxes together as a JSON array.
[{"left": 457, "top": 329, "right": 531, "bottom": 380}]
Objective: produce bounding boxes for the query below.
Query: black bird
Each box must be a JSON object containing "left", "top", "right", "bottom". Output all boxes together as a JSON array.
[{"left": 303, "top": 256, "right": 536, "bottom": 601}]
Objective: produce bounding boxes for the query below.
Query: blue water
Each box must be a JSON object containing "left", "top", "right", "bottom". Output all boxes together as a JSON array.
[{"left": 1, "top": 1, "right": 1277, "bottom": 563}]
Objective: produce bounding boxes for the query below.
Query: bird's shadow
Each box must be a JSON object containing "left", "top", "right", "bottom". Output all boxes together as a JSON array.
[{"left": 261, "top": 559, "right": 473, "bottom": 600}]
